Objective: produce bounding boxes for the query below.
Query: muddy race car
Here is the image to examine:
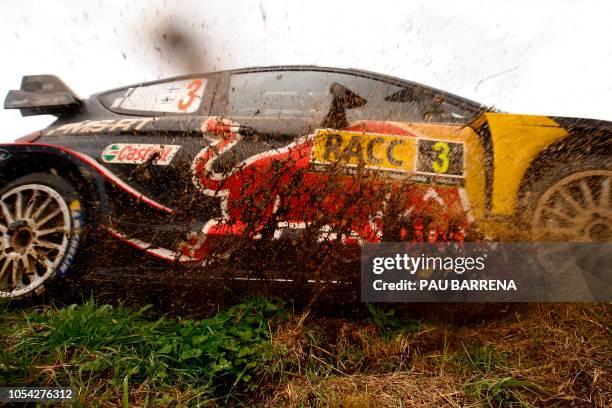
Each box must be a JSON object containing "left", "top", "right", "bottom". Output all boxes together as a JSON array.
[{"left": 0, "top": 66, "right": 610, "bottom": 298}]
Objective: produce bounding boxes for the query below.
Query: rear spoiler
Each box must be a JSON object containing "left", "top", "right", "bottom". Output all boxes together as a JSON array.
[{"left": 4, "top": 75, "right": 82, "bottom": 116}]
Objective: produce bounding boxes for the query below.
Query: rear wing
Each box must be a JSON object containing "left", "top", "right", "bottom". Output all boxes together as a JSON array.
[{"left": 4, "top": 75, "right": 82, "bottom": 116}]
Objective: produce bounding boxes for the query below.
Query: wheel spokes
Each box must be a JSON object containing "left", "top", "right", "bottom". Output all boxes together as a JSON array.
[
  {"left": 23, "top": 189, "right": 40, "bottom": 219},
  {"left": 11, "top": 258, "right": 21, "bottom": 289},
  {"left": 0, "top": 257, "right": 12, "bottom": 282},
  {"left": 22, "top": 252, "right": 36, "bottom": 274},
  {"left": 31, "top": 196, "right": 53, "bottom": 221},
  {"left": 38, "top": 256, "right": 55, "bottom": 270},
  {"left": 532, "top": 171, "right": 612, "bottom": 242},
  {"left": 0, "top": 201, "right": 14, "bottom": 224},
  {"left": 0, "top": 184, "right": 72, "bottom": 296},
  {"left": 37, "top": 226, "right": 69, "bottom": 237},
  {"left": 600, "top": 178, "right": 610, "bottom": 208},
  {"left": 36, "top": 208, "right": 62, "bottom": 228},
  {"left": 33, "top": 238, "right": 62, "bottom": 250},
  {"left": 557, "top": 189, "right": 584, "bottom": 215},
  {"left": 543, "top": 206, "right": 577, "bottom": 225},
  {"left": 579, "top": 179, "right": 596, "bottom": 210},
  {"left": 14, "top": 191, "right": 23, "bottom": 220}
]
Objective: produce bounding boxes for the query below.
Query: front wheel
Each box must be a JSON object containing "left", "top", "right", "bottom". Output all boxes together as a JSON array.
[{"left": 0, "top": 173, "right": 85, "bottom": 298}]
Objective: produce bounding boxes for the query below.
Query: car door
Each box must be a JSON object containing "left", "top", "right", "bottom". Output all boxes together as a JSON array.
[
  {"left": 185, "top": 68, "right": 489, "bottom": 265},
  {"left": 201, "top": 69, "right": 487, "bottom": 242}
]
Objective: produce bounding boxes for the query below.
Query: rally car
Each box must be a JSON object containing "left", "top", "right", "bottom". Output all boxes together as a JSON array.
[{"left": 0, "top": 66, "right": 610, "bottom": 298}]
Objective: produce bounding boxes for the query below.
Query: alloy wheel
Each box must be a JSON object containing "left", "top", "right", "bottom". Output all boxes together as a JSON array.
[
  {"left": 0, "top": 184, "right": 71, "bottom": 297},
  {"left": 531, "top": 170, "right": 611, "bottom": 242}
]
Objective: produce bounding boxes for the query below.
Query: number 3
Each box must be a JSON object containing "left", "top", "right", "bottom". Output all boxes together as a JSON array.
[
  {"left": 178, "top": 79, "right": 202, "bottom": 112},
  {"left": 432, "top": 141, "right": 449, "bottom": 173}
]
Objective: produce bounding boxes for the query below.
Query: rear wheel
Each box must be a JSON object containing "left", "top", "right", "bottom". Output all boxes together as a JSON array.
[
  {"left": 0, "top": 173, "right": 85, "bottom": 298},
  {"left": 523, "top": 156, "right": 611, "bottom": 242}
]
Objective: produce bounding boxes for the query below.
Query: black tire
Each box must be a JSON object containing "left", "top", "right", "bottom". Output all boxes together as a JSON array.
[
  {"left": 519, "top": 155, "right": 611, "bottom": 242},
  {"left": 0, "top": 172, "right": 86, "bottom": 299}
]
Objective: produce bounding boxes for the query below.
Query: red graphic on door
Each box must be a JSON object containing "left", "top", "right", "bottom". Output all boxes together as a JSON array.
[{"left": 183, "top": 118, "right": 471, "bottom": 261}]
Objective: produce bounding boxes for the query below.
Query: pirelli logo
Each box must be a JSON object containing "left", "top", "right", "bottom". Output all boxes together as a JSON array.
[{"left": 311, "top": 129, "right": 465, "bottom": 182}]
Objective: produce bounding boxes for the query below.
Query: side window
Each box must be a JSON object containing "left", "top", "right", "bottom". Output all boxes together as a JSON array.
[
  {"left": 227, "top": 71, "right": 332, "bottom": 119},
  {"left": 226, "top": 71, "right": 398, "bottom": 127},
  {"left": 383, "top": 87, "right": 474, "bottom": 124},
  {"left": 225, "top": 71, "right": 475, "bottom": 126},
  {"left": 99, "top": 77, "right": 212, "bottom": 116},
  {"left": 340, "top": 77, "right": 474, "bottom": 124}
]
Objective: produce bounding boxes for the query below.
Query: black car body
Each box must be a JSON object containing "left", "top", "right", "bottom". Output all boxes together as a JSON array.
[{"left": 0, "top": 66, "right": 610, "bottom": 298}]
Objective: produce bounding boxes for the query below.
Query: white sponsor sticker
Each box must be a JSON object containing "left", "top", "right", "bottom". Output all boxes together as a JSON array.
[
  {"left": 111, "top": 78, "right": 207, "bottom": 113},
  {"left": 101, "top": 144, "right": 181, "bottom": 165},
  {"left": 45, "top": 118, "right": 154, "bottom": 136}
]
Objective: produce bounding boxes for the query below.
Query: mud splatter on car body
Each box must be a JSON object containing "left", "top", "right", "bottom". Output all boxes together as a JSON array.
[{"left": 0, "top": 67, "right": 610, "bottom": 298}]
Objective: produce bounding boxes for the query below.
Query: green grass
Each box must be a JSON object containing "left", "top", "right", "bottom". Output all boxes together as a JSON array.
[
  {"left": 365, "top": 303, "right": 420, "bottom": 339},
  {"left": 1, "top": 301, "right": 607, "bottom": 406},
  {"left": 458, "top": 343, "right": 509, "bottom": 373},
  {"left": 465, "top": 376, "right": 544, "bottom": 408},
  {"left": 0, "top": 297, "right": 285, "bottom": 406}
]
